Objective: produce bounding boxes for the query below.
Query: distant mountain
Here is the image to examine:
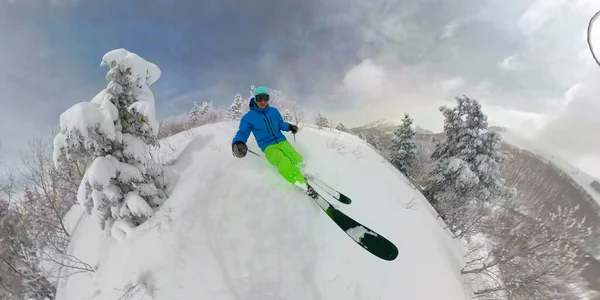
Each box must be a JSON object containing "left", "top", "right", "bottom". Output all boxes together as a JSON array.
[
  {"left": 414, "top": 126, "right": 434, "bottom": 134},
  {"left": 351, "top": 119, "right": 435, "bottom": 135},
  {"left": 351, "top": 119, "right": 399, "bottom": 132}
]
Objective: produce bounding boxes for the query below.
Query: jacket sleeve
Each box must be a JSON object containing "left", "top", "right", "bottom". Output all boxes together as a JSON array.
[
  {"left": 232, "top": 115, "right": 252, "bottom": 144},
  {"left": 275, "top": 108, "right": 291, "bottom": 132}
]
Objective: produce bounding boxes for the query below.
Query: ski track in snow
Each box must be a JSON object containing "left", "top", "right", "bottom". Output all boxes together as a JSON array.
[{"left": 57, "top": 121, "right": 471, "bottom": 300}]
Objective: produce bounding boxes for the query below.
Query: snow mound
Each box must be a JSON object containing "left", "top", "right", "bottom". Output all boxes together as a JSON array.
[{"left": 57, "top": 122, "right": 470, "bottom": 300}]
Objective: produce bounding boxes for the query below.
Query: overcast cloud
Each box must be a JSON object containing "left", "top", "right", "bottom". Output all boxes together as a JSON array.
[{"left": 0, "top": 0, "right": 599, "bottom": 177}]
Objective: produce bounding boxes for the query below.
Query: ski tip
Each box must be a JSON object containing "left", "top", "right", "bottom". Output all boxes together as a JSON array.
[
  {"left": 339, "top": 194, "right": 352, "bottom": 204},
  {"left": 383, "top": 247, "right": 399, "bottom": 261},
  {"left": 362, "top": 235, "right": 399, "bottom": 261},
  {"left": 373, "top": 244, "right": 399, "bottom": 261}
]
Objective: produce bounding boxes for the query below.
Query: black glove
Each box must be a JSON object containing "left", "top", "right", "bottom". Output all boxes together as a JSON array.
[
  {"left": 288, "top": 124, "right": 298, "bottom": 134},
  {"left": 232, "top": 141, "right": 247, "bottom": 158}
]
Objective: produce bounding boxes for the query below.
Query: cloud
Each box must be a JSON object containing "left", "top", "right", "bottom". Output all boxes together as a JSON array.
[
  {"left": 535, "top": 68, "right": 600, "bottom": 159},
  {"left": 1, "top": 0, "right": 600, "bottom": 177},
  {"left": 499, "top": 55, "right": 520, "bottom": 71},
  {"left": 440, "top": 22, "right": 460, "bottom": 40},
  {"left": 440, "top": 77, "right": 466, "bottom": 92},
  {"left": 342, "top": 60, "right": 388, "bottom": 98},
  {"left": 517, "top": 0, "right": 567, "bottom": 35},
  {"left": 0, "top": 2, "right": 101, "bottom": 163}
]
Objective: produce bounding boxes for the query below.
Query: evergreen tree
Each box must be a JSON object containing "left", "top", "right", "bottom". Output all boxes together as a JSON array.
[
  {"left": 314, "top": 111, "right": 330, "bottom": 129},
  {"left": 389, "top": 113, "right": 418, "bottom": 176},
  {"left": 366, "top": 133, "right": 381, "bottom": 150},
  {"left": 201, "top": 101, "right": 220, "bottom": 124},
  {"left": 282, "top": 109, "right": 293, "bottom": 123},
  {"left": 335, "top": 122, "right": 352, "bottom": 133},
  {"left": 358, "top": 132, "right": 367, "bottom": 141},
  {"left": 189, "top": 101, "right": 203, "bottom": 124},
  {"left": 190, "top": 101, "right": 219, "bottom": 125},
  {"left": 225, "top": 94, "right": 245, "bottom": 121},
  {"left": 426, "top": 96, "right": 516, "bottom": 233},
  {"left": 53, "top": 49, "right": 167, "bottom": 234}
]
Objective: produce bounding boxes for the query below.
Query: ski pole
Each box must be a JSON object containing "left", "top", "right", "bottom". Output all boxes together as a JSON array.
[{"left": 248, "top": 149, "right": 262, "bottom": 157}]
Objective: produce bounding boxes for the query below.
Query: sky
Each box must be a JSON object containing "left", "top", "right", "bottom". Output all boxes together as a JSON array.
[{"left": 1, "top": 0, "right": 600, "bottom": 177}]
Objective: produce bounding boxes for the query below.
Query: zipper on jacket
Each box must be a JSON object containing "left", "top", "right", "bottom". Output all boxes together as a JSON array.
[
  {"left": 267, "top": 117, "right": 277, "bottom": 134},
  {"left": 262, "top": 111, "right": 279, "bottom": 143},
  {"left": 263, "top": 118, "right": 274, "bottom": 135}
]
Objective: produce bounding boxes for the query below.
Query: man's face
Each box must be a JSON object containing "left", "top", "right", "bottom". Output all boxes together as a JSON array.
[
  {"left": 257, "top": 100, "right": 268, "bottom": 109},
  {"left": 255, "top": 94, "right": 269, "bottom": 109}
]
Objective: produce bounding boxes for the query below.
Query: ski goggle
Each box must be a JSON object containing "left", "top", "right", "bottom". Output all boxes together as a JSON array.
[{"left": 255, "top": 93, "right": 269, "bottom": 103}]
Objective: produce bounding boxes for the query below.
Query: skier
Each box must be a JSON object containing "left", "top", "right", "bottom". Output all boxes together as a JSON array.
[{"left": 231, "top": 86, "right": 306, "bottom": 187}]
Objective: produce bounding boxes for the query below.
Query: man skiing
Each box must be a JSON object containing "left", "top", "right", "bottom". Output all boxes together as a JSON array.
[{"left": 231, "top": 86, "right": 307, "bottom": 187}]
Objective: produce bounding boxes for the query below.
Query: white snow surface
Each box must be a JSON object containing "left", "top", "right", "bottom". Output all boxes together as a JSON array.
[{"left": 57, "top": 122, "right": 470, "bottom": 300}]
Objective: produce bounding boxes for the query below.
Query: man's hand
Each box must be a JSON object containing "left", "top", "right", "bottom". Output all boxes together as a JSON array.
[
  {"left": 288, "top": 124, "right": 298, "bottom": 134},
  {"left": 232, "top": 141, "right": 248, "bottom": 158}
]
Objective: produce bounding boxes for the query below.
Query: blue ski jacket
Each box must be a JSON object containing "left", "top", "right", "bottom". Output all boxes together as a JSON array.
[{"left": 232, "top": 98, "right": 292, "bottom": 152}]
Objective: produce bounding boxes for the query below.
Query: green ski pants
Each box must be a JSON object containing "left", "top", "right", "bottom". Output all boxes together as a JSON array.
[{"left": 264, "top": 140, "right": 306, "bottom": 184}]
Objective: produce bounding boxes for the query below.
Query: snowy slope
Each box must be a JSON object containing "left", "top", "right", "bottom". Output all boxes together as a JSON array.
[{"left": 57, "top": 121, "right": 470, "bottom": 300}]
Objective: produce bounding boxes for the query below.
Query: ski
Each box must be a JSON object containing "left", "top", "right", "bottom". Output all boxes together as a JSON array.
[
  {"left": 304, "top": 175, "right": 352, "bottom": 205},
  {"left": 304, "top": 184, "right": 398, "bottom": 261}
]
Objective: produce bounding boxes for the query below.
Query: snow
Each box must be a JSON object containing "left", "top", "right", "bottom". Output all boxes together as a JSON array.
[
  {"left": 125, "top": 192, "right": 154, "bottom": 217},
  {"left": 346, "top": 225, "right": 375, "bottom": 241},
  {"left": 128, "top": 84, "right": 160, "bottom": 136},
  {"left": 57, "top": 121, "right": 471, "bottom": 300},
  {"left": 122, "top": 133, "right": 148, "bottom": 162},
  {"left": 85, "top": 156, "right": 118, "bottom": 188},
  {"left": 101, "top": 48, "right": 161, "bottom": 86},
  {"left": 59, "top": 102, "right": 116, "bottom": 141},
  {"left": 91, "top": 89, "right": 107, "bottom": 105}
]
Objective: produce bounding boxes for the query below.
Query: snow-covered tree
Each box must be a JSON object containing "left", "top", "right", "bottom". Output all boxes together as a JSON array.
[
  {"left": 190, "top": 101, "right": 220, "bottom": 126},
  {"left": 225, "top": 93, "right": 245, "bottom": 121},
  {"left": 314, "top": 111, "right": 330, "bottom": 129},
  {"left": 358, "top": 132, "right": 367, "bottom": 141},
  {"left": 462, "top": 204, "right": 590, "bottom": 299},
  {"left": 0, "top": 183, "right": 56, "bottom": 300},
  {"left": 426, "top": 96, "right": 516, "bottom": 234},
  {"left": 20, "top": 139, "right": 93, "bottom": 275},
  {"left": 53, "top": 49, "right": 168, "bottom": 235},
  {"left": 157, "top": 113, "right": 194, "bottom": 138},
  {"left": 282, "top": 109, "right": 293, "bottom": 123},
  {"left": 189, "top": 101, "right": 203, "bottom": 124},
  {"left": 366, "top": 133, "right": 381, "bottom": 150},
  {"left": 335, "top": 123, "right": 352, "bottom": 134},
  {"left": 389, "top": 113, "right": 418, "bottom": 176}
]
